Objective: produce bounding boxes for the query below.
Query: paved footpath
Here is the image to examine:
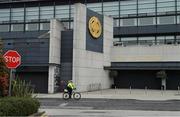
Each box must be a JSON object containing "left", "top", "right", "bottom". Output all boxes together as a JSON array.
[
  {"left": 39, "top": 109, "right": 180, "bottom": 117},
  {"left": 37, "top": 89, "right": 180, "bottom": 117},
  {"left": 36, "top": 89, "right": 180, "bottom": 100}
]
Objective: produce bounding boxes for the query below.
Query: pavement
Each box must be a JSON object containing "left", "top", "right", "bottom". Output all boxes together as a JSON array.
[
  {"left": 37, "top": 89, "right": 180, "bottom": 117},
  {"left": 36, "top": 89, "right": 180, "bottom": 100},
  {"left": 39, "top": 109, "right": 180, "bottom": 117}
]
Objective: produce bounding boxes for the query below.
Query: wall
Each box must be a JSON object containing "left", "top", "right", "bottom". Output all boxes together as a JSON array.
[
  {"left": 73, "top": 3, "right": 113, "bottom": 92},
  {"left": 48, "top": 19, "right": 64, "bottom": 93},
  {"left": 1, "top": 31, "right": 49, "bottom": 66},
  {"left": 111, "top": 45, "right": 180, "bottom": 62}
]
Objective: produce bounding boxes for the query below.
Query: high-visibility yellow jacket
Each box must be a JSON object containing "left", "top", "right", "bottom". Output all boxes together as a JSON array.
[{"left": 67, "top": 82, "right": 75, "bottom": 90}]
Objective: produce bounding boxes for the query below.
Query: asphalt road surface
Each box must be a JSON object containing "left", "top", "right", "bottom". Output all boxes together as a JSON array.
[
  {"left": 40, "top": 98, "right": 180, "bottom": 111},
  {"left": 39, "top": 98, "right": 180, "bottom": 117}
]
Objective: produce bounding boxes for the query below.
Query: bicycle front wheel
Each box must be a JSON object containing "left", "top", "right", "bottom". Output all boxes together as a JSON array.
[{"left": 73, "top": 92, "right": 81, "bottom": 100}]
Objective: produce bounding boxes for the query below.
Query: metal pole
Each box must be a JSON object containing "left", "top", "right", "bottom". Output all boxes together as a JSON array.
[
  {"left": 145, "top": 86, "right": 147, "bottom": 95},
  {"left": 8, "top": 69, "right": 13, "bottom": 96}
]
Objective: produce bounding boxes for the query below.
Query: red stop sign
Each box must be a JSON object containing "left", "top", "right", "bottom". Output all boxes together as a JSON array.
[{"left": 3, "top": 50, "right": 21, "bottom": 69}]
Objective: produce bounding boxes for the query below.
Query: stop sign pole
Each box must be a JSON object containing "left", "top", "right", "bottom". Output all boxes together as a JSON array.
[{"left": 3, "top": 50, "right": 21, "bottom": 96}]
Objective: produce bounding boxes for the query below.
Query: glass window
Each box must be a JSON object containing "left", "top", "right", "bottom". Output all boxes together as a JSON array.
[
  {"left": 40, "top": 6, "right": 54, "bottom": 20},
  {"left": 103, "top": 2, "right": 119, "bottom": 17},
  {"left": 70, "top": 22, "right": 73, "bottom": 29},
  {"left": 177, "top": 0, "right": 180, "bottom": 11},
  {"left": 157, "top": 0, "right": 175, "bottom": 14},
  {"left": 138, "top": 37, "right": 155, "bottom": 45},
  {"left": 11, "top": 8, "right": 24, "bottom": 22},
  {"left": 120, "top": 0, "right": 137, "bottom": 17},
  {"left": 164, "top": 36, "right": 174, "bottom": 44},
  {"left": 113, "top": 38, "right": 121, "bottom": 46},
  {"left": 26, "top": 23, "right": 38, "bottom": 31},
  {"left": 121, "top": 18, "right": 137, "bottom": 26},
  {"left": 114, "top": 19, "right": 119, "bottom": 27},
  {"left": 121, "top": 37, "right": 137, "bottom": 46},
  {"left": 157, "top": 36, "right": 165, "bottom": 44},
  {"left": 158, "top": 16, "right": 175, "bottom": 25},
  {"left": 11, "top": 24, "right": 24, "bottom": 31},
  {"left": 0, "top": 9, "right": 10, "bottom": 23},
  {"left": 157, "top": 36, "right": 175, "bottom": 44},
  {"left": 71, "top": 5, "right": 74, "bottom": 19},
  {"left": 138, "top": 17, "right": 155, "bottom": 26},
  {"left": 138, "top": 0, "right": 155, "bottom": 15},
  {"left": 177, "top": 15, "right": 180, "bottom": 24},
  {"left": 61, "top": 22, "right": 69, "bottom": 29},
  {"left": 40, "top": 23, "right": 50, "bottom": 30},
  {"left": 87, "top": 3, "right": 102, "bottom": 14},
  {"left": 55, "top": 5, "right": 69, "bottom": 19},
  {"left": 176, "top": 35, "right": 180, "bottom": 44},
  {"left": 0, "top": 25, "right": 9, "bottom": 32},
  {"left": 26, "top": 7, "right": 39, "bottom": 22}
]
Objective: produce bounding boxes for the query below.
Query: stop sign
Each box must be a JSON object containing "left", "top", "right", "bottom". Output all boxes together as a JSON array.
[{"left": 3, "top": 50, "right": 21, "bottom": 69}]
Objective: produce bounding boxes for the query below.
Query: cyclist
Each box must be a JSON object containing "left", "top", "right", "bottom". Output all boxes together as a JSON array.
[{"left": 67, "top": 80, "right": 76, "bottom": 98}]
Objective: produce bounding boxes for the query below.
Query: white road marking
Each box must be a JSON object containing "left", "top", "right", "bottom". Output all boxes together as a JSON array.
[{"left": 59, "top": 103, "right": 68, "bottom": 107}]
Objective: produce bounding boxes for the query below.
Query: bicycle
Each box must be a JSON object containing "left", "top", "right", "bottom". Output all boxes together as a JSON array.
[{"left": 63, "top": 89, "right": 81, "bottom": 100}]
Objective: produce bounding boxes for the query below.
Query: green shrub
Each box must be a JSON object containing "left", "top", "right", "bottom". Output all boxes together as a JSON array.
[
  {"left": 12, "top": 78, "right": 34, "bottom": 97},
  {"left": 0, "top": 97, "right": 40, "bottom": 116}
]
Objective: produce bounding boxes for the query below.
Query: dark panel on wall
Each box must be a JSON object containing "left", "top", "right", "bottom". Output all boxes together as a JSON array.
[
  {"left": 1, "top": 31, "right": 49, "bottom": 66},
  {"left": 114, "top": 70, "right": 161, "bottom": 89},
  {"left": 138, "top": 26, "right": 156, "bottom": 35},
  {"left": 114, "top": 27, "right": 138, "bottom": 37},
  {"left": 60, "top": 30, "right": 73, "bottom": 81},
  {"left": 114, "top": 24, "right": 180, "bottom": 37},
  {"left": 61, "top": 30, "right": 73, "bottom": 63},
  {"left": 17, "top": 66, "right": 49, "bottom": 72},
  {"left": 166, "top": 70, "right": 180, "bottom": 90},
  {"left": 108, "top": 62, "right": 180, "bottom": 70},
  {"left": 0, "top": 31, "right": 47, "bottom": 39},
  {"left": 114, "top": 70, "right": 180, "bottom": 90},
  {"left": 156, "top": 25, "right": 177, "bottom": 34},
  {"left": 86, "top": 8, "right": 103, "bottom": 53},
  {"left": 17, "top": 72, "right": 48, "bottom": 93},
  {"left": 0, "top": 4, "right": 10, "bottom": 9}
]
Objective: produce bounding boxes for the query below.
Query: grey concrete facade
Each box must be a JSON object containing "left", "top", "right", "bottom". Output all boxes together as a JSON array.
[
  {"left": 48, "top": 19, "right": 64, "bottom": 93},
  {"left": 111, "top": 45, "right": 180, "bottom": 62},
  {"left": 73, "top": 3, "right": 113, "bottom": 92}
]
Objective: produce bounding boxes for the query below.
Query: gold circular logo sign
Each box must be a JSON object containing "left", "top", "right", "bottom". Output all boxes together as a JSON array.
[{"left": 88, "top": 16, "right": 102, "bottom": 39}]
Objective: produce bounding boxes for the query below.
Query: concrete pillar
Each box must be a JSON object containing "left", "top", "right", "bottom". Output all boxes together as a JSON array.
[
  {"left": 48, "top": 65, "right": 55, "bottom": 93},
  {"left": 48, "top": 19, "right": 64, "bottom": 93}
]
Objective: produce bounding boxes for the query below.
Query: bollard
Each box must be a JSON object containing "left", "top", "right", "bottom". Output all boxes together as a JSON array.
[
  {"left": 178, "top": 86, "right": 180, "bottom": 95},
  {"left": 100, "top": 84, "right": 102, "bottom": 95},
  {"left": 130, "top": 86, "right": 131, "bottom": 94},
  {"left": 115, "top": 86, "right": 117, "bottom": 94},
  {"left": 145, "top": 86, "right": 147, "bottom": 95},
  {"left": 161, "top": 86, "right": 164, "bottom": 95}
]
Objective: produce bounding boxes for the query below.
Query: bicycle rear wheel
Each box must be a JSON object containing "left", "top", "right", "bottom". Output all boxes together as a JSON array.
[
  {"left": 73, "top": 92, "right": 81, "bottom": 100},
  {"left": 63, "top": 92, "right": 70, "bottom": 100}
]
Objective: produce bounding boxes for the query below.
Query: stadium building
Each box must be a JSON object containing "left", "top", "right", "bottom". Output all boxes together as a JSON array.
[{"left": 0, "top": 0, "right": 180, "bottom": 93}]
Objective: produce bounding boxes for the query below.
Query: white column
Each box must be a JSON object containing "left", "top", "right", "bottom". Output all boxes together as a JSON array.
[
  {"left": 48, "top": 65, "right": 55, "bottom": 93},
  {"left": 48, "top": 19, "right": 64, "bottom": 93}
]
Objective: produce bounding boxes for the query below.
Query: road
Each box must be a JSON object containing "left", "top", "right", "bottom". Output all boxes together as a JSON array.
[{"left": 39, "top": 98, "right": 180, "bottom": 117}]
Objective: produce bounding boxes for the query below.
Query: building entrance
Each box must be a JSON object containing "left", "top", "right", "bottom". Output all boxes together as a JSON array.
[{"left": 114, "top": 70, "right": 161, "bottom": 89}]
